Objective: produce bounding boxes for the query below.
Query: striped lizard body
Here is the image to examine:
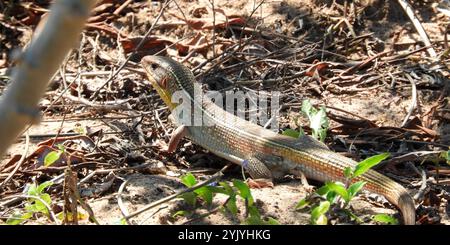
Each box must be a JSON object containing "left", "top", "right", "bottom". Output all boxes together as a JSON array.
[{"left": 141, "top": 55, "right": 415, "bottom": 225}]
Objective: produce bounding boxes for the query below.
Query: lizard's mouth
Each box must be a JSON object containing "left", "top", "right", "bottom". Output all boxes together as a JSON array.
[{"left": 142, "top": 59, "right": 177, "bottom": 111}]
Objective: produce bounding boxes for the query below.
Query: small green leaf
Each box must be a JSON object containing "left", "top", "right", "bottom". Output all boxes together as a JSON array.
[
  {"left": 282, "top": 129, "right": 301, "bottom": 138},
  {"left": 342, "top": 209, "right": 363, "bottom": 223},
  {"left": 315, "top": 214, "right": 328, "bottom": 225},
  {"left": 208, "top": 186, "right": 227, "bottom": 195},
  {"left": 311, "top": 201, "right": 330, "bottom": 225},
  {"left": 55, "top": 211, "right": 87, "bottom": 221},
  {"left": 44, "top": 150, "right": 62, "bottom": 167},
  {"left": 372, "top": 214, "right": 399, "bottom": 225},
  {"left": 318, "top": 129, "right": 327, "bottom": 142},
  {"left": 298, "top": 127, "right": 305, "bottom": 137},
  {"left": 172, "top": 210, "right": 191, "bottom": 218},
  {"left": 32, "top": 202, "right": 49, "bottom": 214},
  {"left": 441, "top": 150, "right": 450, "bottom": 165},
  {"left": 194, "top": 187, "right": 213, "bottom": 206},
  {"left": 219, "top": 182, "right": 234, "bottom": 196},
  {"left": 348, "top": 181, "right": 366, "bottom": 199},
  {"left": 343, "top": 167, "right": 353, "bottom": 179},
  {"left": 36, "top": 181, "right": 53, "bottom": 194},
  {"left": 26, "top": 183, "right": 38, "bottom": 196},
  {"left": 39, "top": 193, "right": 52, "bottom": 205},
  {"left": 180, "top": 192, "right": 197, "bottom": 207},
  {"left": 248, "top": 205, "right": 261, "bottom": 218},
  {"left": 325, "top": 182, "right": 349, "bottom": 203},
  {"left": 6, "top": 217, "right": 23, "bottom": 225},
  {"left": 6, "top": 212, "right": 32, "bottom": 225},
  {"left": 326, "top": 191, "right": 338, "bottom": 204},
  {"left": 57, "top": 144, "right": 65, "bottom": 152},
  {"left": 245, "top": 214, "right": 279, "bottom": 225},
  {"left": 265, "top": 217, "right": 280, "bottom": 225},
  {"left": 225, "top": 196, "right": 238, "bottom": 215},
  {"left": 244, "top": 215, "right": 265, "bottom": 225},
  {"left": 180, "top": 173, "right": 197, "bottom": 187},
  {"left": 316, "top": 185, "right": 330, "bottom": 196},
  {"left": 301, "top": 99, "right": 314, "bottom": 119},
  {"left": 232, "top": 180, "right": 253, "bottom": 205},
  {"left": 296, "top": 198, "right": 310, "bottom": 209},
  {"left": 353, "top": 153, "right": 390, "bottom": 178},
  {"left": 112, "top": 218, "right": 128, "bottom": 225}
]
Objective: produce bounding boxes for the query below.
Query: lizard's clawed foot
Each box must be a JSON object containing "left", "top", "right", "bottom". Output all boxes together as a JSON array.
[
  {"left": 291, "top": 169, "right": 314, "bottom": 193},
  {"left": 246, "top": 178, "right": 274, "bottom": 189},
  {"left": 302, "top": 183, "right": 315, "bottom": 193}
]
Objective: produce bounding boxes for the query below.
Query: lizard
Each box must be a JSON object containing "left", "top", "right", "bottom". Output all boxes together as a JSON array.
[{"left": 141, "top": 55, "right": 416, "bottom": 225}]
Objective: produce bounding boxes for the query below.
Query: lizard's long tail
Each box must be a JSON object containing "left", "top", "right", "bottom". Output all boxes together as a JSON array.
[{"left": 396, "top": 188, "right": 416, "bottom": 225}]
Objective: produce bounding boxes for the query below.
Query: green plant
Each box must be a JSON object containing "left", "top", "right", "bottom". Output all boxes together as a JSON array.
[
  {"left": 441, "top": 150, "right": 450, "bottom": 165},
  {"left": 177, "top": 173, "right": 279, "bottom": 225},
  {"left": 301, "top": 99, "right": 329, "bottom": 142},
  {"left": 179, "top": 172, "right": 214, "bottom": 207},
  {"left": 296, "top": 152, "right": 398, "bottom": 225},
  {"left": 44, "top": 144, "right": 65, "bottom": 167},
  {"left": 282, "top": 99, "right": 329, "bottom": 142},
  {"left": 6, "top": 181, "right": 54, "bottom": 225},
  {"left": 282, "top": 128, "right": 304, "bottom": 138},
  {"left": 372, "top": 214, "right": 399, "bottom": 225}
]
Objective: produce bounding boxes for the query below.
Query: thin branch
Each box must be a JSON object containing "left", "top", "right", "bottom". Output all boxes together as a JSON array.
[
  {"left": 0, "top": 131, "right": 30, "bottom": 189},
  {"left": 117, "top": 178, "right": 132, "bottom": 225},
  {"left": 90, "top": 0, "right": 173, "bottom": 100},
  {"left": 123, "top": 164, "right": 231, "bottom": 220},
  {"left": 0, "top": 0, "right": 96, "bottom": 158},
  {"left": 401, "top": 73, "right": 417, "bottom": 127},
  {"left": 397, "top": 0, "right": 437, "bottom": 58}
]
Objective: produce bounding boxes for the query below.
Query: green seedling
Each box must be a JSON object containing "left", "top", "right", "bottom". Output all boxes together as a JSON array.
[
  {"left": 301, "top": 99, "right": 329, "bottom": 142},
  {"left": 44, "top": 144, "right": 65, "bottom": 167},
  {"left": 296, "top": 153, "right": 398, "bottom": 225},
  {"left": 176, "top": 173, "right": 279, "bottom": 225},
  {"left": 7, "top": 181, "right": 54, "bottom": 225},
  {"left": 282, "top": 99, "right": 329, "bottom": 142}
]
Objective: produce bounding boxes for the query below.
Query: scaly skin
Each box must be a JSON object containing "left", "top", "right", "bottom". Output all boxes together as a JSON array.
[{"left": 141, "top": 55, "right": 416, "bottom": 225}]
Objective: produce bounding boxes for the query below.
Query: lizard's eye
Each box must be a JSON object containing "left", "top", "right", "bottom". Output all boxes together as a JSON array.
[{"left": 151, "top": 63, "right": 158, "bottom": 70}]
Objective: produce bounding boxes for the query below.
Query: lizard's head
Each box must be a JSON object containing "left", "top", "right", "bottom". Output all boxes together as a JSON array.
[{"left": 141, "top": 56, "right": 194, "bottom": 111}]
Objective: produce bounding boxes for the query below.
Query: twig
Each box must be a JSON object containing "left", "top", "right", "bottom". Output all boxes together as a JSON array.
[
  {"left": 52, "top": 92, "right": 128, "bottom": 111},
  {"left": 401, "top": 73, "right": 417, "bottom": 127},
  {"left": 0, "top": 0, "right": 96, "bottom": 158},
  {"left": 90, "top": 0, "right": 173, "bottom": 100},
  {"left": 236, "top": 70, "right": 306, "bottom": 85},
  {"left": 339, "top": 50, "right": 391, "bottom": 76},
  {"left": 113, "top": 0, "right": 133, "bottom": 15},
  {"left": 406, "top": 162, "right": 427, "bottom": 202},
  {"left": 51, "top": 101, "right": 66, "bottom": 147},
  {"left": 117, "top": 178, "right": 132, "bottom": 225},
  {"left": 123, "top": 164, "right": 231, "bottom": 220},
  {"left": 388, "top": 151, "right": 442, "bottom": 166},
  {"left": 19, "top": 130, "right": 135, "bottom": 139},
  {"left": 393, "top": 139, "right": 449, "bottom": 148},
  {"left": 397, "top": 0, "right": 437, "bottom": 58},
  {"left": 0, "top": 131, "right": 30, "bottom": 189},
  {"left": 237, "top": 0, "right": 265, "bottom": 49}
]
